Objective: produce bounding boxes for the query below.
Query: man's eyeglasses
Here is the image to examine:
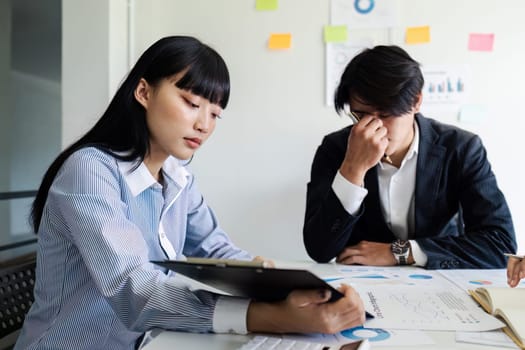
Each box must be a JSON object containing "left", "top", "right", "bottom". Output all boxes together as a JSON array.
[{"left": 345, "top": 108, "right": 392, "bottom": 122}]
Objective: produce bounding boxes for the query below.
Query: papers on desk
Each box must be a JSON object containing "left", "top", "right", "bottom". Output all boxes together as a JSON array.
[
  {"left": 284, "top": 328, "right": 435, "bottom": 347},
  {"left": 456, "top": 330, "right": 519, "bottom": 349},
  {"left": 438, "top": 268, "right": 525, "bottom": 291},
  {"left": 324, "top": 266, "right": 505, "bottom": 332},
  {"left": 355, "top": 285, "right": 504, "bottom": 331}
]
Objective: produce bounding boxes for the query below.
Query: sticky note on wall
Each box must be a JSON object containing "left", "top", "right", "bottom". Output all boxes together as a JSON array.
[
  {"left": 459, "top": 104, "right": 487, "bottom": 123},
  {"left": 324, "top": 25, "right": 348, "bottom": 43},
  {"left": 405, "top": 26, "right": 431, "bottom": 44},
  {"left": 468, "top": 33, "right": 494, "bottom": 52},
  {"left": 256, "top": 0, "right": 278, "bottom": 11},
  {"left": 268, "top": 33, "right": 292, "bottom": 50}
]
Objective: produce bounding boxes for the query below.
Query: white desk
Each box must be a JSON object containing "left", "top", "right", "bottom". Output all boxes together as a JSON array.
[
  {"left": 144, "top": 331, "right": 249, "bottom": 350},
  {"left": 143, "top": 262, "right": 518, "bottom": 350},
  {"left": 143, "top": 330, "right": 505, "bottom": 350}
]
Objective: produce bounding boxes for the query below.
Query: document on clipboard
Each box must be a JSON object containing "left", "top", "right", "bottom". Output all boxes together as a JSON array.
[
  {"left": 152, "top": 258, "right": 375, "bottom": 320},
  {"left": 152, "top": 258, "right": 344, "bottom": 302}
]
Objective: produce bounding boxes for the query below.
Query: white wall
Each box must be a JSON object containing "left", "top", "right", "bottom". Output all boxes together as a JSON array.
[
  {"left": 128, "top": 0, "right": 525, "bottom": 260},
  {"left": 62, "top": 0, "right": 129, "bottom": 147}
]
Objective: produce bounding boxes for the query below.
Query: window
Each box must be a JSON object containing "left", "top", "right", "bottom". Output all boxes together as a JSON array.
[{"left": 0, "top": 0, "right": 61, "bottom": 259}]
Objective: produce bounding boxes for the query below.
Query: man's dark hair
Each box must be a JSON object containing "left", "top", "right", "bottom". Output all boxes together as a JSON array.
[{"left": 334, "top": 45, "right": 424, "bottom": 117}]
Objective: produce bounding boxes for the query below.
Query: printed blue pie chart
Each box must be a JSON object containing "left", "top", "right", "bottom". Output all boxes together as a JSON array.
[
  {"left": 354, "top": 0, "right": 375, "bottom": 14},
  {"left": 341, "top": 326, "right": 390, "bottom": 342}
]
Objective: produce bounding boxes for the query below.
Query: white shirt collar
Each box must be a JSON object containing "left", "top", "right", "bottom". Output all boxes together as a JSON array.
[
  {"left": 404, "top": 120, "right": 420, "bottom": 162},
  {"left": 379, "top": 119, "right": 419, "bottom": 170},
  {"left": 117, "top": 156, "right": 190, "bottom": 197}
]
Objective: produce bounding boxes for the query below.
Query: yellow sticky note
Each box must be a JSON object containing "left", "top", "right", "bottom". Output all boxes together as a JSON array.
[
  {"left": 405, "top": 26, "right": 431, "bottom": 44},
  {"left": 256, "top": 0, "right": 278, "bottom": 11},
  {"left": 324, "top": 25, "right": 348, "bottom": 43},
  {"left": 268, "top": 33, "right": 292, "bottom": 50}
]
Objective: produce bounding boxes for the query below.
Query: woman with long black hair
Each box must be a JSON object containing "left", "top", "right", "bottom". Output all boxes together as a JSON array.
[{"left": 15, "top": 36, "right": 364, "bottom": 350}]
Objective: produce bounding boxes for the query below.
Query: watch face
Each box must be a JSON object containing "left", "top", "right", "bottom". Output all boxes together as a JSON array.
[
  {"left": 392, "top": 240, "right": 410, "bottom": 265},
  {"left": 392, "top": 240, "right": 409, "bottom": 255}
]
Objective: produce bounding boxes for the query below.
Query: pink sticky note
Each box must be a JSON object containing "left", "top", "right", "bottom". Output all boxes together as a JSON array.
[{"left": 468, "top": 33, "right": 494, "bottom": 52}]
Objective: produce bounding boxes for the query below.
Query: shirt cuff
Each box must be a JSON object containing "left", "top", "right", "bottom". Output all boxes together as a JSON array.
[
  {"left": 409, "top": 240, "right": 428, "bottom": 267},
  {"left": 332, "top": 171, "right": 368, "bottom": 215},
  {"left": 212, "top": 296, "right": 251, "bottom": 334}
]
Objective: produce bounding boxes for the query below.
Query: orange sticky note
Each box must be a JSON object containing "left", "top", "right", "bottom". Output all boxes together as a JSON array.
[
  {"left": 405, "top": 26, "right": 431, "bottom": 44},
  {"left": 268, "top": 33, "right": 292, "bottom": 50},
  {"left": 468, "top": 33, "right": 494, "bottom": 52}
]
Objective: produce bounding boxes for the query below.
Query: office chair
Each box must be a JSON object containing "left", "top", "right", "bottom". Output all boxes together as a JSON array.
[{"left": 0, "top": 253, "right": 36, "bottom": 350}]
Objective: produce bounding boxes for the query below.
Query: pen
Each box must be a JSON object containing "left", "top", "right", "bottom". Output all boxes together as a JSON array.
[
  {"left": 504, "top": 253, "right": 524, "bottom": 260},
  {"left": 348, "top": 111, "right": 393, "bottom": 164}
]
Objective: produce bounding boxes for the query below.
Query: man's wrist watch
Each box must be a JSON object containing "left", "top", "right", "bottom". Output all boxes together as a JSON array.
[{"left": 391, "top": 239, "right": 411, "bottom": 265}]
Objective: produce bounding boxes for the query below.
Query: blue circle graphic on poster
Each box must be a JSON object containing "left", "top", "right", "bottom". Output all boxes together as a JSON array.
[
  {"left": 341, "top": 326, "right": 390, "bottom": 342},
  {"left": 354, "top": 0, "right": 375, "bottom": 14}
]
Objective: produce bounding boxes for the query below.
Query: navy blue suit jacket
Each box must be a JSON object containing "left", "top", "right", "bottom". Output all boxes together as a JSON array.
[{"left": 303, "top": 114, "right": 516, "bottom": 269}]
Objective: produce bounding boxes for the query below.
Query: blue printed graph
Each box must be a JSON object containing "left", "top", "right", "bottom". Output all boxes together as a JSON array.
[
  {"left": 468, "top": 280, "right": 492, "bottom": 286},
  {"left": 408, "top": 274, "right": 433, "bottom": 280},
  {"left": 341, "top": 326, "right": 390, "bottom": 342},
  {"left": 324, "top": 277, "right": 344, "bottom": 283},
  {"left": 352, "top": 274, "right": 388, "bottom": 279}
]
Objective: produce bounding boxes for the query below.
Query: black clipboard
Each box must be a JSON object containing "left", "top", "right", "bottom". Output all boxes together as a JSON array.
[{"left": 152, "top": 259, "right": 344, "bottom": 302}]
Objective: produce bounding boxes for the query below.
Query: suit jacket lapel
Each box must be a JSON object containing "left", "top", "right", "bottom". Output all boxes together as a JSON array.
[{"left": 414, "top": 115, "right": 446, "bottom": 238}]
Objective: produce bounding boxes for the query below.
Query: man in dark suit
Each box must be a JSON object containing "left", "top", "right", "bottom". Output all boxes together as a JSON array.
[{"left": 303, "top": 45, "right": 516, "bottom": 269}]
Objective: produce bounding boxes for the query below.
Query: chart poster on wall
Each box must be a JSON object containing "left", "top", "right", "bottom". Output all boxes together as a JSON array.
[
  {"left": 420, "top": 64, "right": 471, "bottom": 120},
  {"left": 325, "top": 41, "right": 371, "bottom": 106},
  {"left": 331, "top": 0, "right": 398, "bottom": 29}
]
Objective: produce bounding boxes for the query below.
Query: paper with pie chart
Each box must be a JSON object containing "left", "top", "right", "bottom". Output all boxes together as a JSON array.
[
  {"left": 325, "top": 266, "right": 505, "bottom": 331},
  {"left": 437, "top": 268, "right": 525, "bottom": 291},
  {"left": 354, "top": 285, "right": 504, "bottom": 331}
]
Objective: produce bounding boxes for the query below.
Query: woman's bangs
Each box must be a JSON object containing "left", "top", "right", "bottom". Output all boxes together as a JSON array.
[{"left": 176, "top": 62, "right": 230, "bottom": 109}]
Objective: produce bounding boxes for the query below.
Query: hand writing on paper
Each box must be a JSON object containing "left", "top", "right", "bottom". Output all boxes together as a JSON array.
[
  {"left": 246, "top": 284, "right": 365, "bottom": 334},
  {"left": 336, "top": 240, "right": 412, "bottom": 266}
]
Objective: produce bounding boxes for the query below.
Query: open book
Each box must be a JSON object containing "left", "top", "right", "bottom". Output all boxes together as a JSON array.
[{"left": 469, "top": 287, "right": 525, "bottom": 349}]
